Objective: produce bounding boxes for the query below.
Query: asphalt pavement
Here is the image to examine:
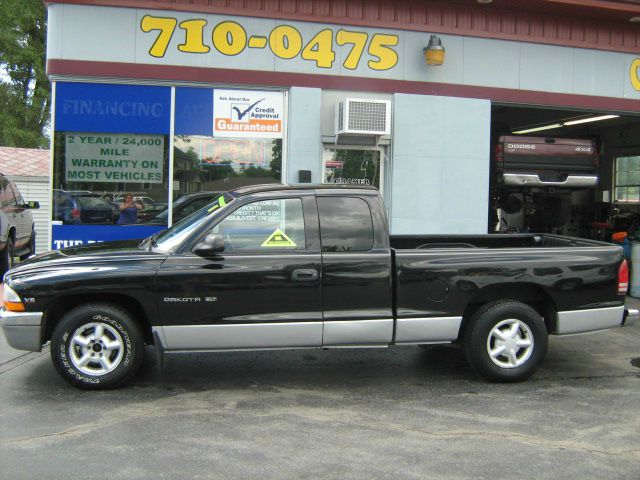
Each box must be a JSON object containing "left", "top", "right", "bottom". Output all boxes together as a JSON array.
[{"left": 0, "top": 296, "right": 639, "bottom": 480}]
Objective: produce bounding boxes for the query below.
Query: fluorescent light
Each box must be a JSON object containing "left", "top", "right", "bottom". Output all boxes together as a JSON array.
[
  {"left": 512, "top": 123, "right": 563, "bottom": 134},
  {"left": 512, "top": 114, "right": 620, "bottom": 134},
  {"left": 563, "top": 115, "right": 619, "bottom": 126}
]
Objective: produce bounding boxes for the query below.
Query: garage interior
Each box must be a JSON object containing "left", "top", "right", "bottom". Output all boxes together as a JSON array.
[{"left": 490, "top": 104, "right": 640, "bottom": 241}]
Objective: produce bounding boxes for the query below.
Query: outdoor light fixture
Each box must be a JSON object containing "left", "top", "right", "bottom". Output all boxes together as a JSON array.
[
  {"left": 424, "top": 35, "right": 445, "bottom": 66},
  {"left": 512, "top": 115, "right": 620, "bottom": 134}
]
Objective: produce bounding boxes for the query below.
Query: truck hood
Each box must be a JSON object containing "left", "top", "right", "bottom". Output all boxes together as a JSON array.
[{"left": 5, "top": 240, "right": 168, "bottom": 279}]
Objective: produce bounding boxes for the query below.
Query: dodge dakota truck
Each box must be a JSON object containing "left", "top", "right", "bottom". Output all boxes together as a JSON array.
[{"left": 1, "top": 185, "right": 637, "bottom": 389}]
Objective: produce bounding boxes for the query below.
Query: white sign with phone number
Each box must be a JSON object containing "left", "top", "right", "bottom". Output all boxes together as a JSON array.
[{"left": 65, "top": 132, "right": 164, "bottom": 184}]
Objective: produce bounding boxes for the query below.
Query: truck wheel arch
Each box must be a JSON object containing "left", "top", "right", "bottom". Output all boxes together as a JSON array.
[
  {"left": 43, "top": 294, "right": 154, "bottom": 346},
  {"left": 459, "top": 282, "right": 557, "bottom": 340}
]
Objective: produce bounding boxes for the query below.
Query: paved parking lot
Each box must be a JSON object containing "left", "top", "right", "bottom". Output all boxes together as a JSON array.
[{"left": 1, "top": 300, "right": 639, "bottom": 480}]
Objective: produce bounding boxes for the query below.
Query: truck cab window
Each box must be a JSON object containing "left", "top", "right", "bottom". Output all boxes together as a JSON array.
[
  {"left": 211, "top": 198, "right": 305, "bottom": 251},
  {"left": 317, "top": 197, "right": 374, "bottom": 252}
]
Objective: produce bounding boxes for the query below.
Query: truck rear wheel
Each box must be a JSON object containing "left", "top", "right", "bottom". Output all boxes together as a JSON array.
[
  {"left": 463, "top": 301, "right": 548, "bottom": 382},
  {"left": 50, "top": 303, "right": 145, "bottom": 389}
]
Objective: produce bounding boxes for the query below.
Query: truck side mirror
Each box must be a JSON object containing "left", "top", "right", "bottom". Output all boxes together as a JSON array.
[{"left": 194, "top": 233, "right": 225, "bottom": 257}]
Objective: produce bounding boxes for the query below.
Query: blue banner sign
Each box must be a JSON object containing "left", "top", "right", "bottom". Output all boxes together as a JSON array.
[
  {"left": 55, "top": 82, "right": 171, "bottom": 134},
  {"left": 175, "top": 87, "right": 213, "bottom": 136},
  {"left": 51, "top": 225, "right": 165, "bottom": 250}
]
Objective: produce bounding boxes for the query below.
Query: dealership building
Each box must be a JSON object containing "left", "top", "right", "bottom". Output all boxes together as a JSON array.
[{"left": 45, "top": 0, "right": 640, "bottom": 248}]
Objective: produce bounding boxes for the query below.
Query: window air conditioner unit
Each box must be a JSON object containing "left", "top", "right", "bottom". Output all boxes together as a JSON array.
[{"left": 335, "top": 99, "right": 391, "bottom": 136}]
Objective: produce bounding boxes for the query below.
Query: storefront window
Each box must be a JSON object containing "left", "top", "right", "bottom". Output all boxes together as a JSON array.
[
  {"left": 323, "top": 148, "right": 381, "bottom": 189},
  {"left": 615, "top": 156, "right": 640, "bottom": 203},
  {"left": 172, "top": 87, "right": 284, "bottom": 222},
  {"left": 51, "top": 82, "right": 171, "bottom": 249},
  {"left": 52, "top": 132, "right": 169, "bottom": 225},
  {"left": 173, "top": 136, "right": 281, "bottom": 192}
]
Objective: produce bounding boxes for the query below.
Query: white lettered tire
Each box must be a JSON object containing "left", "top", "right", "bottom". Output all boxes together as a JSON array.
[
  {"left": 463, "top": 300, "right": 548, "bottom": 383},
  {"left": 51, "top": 303, "right": 145, "bottom": 389}
]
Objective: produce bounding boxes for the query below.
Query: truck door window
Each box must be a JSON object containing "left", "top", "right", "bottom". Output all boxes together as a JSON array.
[
  {"left": 211, "top": 198, "right": 305, "bottom": 251},
  {"left": 317, "top": 197, "right": 374, "bottom": 252}
]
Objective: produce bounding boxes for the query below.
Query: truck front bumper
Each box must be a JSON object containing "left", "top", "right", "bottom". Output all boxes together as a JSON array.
[
  {"left": 623, "top": 308, "right": 639, "bottom": 327},
  {"left": 0, "top": 309, "right": 44, "bottom": 352}
]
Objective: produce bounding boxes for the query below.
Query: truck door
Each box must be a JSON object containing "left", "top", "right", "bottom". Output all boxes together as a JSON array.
[
  {"left": 155, "top": 194, "right": 323, "bottom": 351},
  {"left": 316, "top": 194, "right": 394, "bottom": 346}
]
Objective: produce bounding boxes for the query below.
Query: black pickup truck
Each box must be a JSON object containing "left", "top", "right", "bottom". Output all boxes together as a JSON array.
[{"left": 1, "top": 185, "right": 637, "bottom": 389}]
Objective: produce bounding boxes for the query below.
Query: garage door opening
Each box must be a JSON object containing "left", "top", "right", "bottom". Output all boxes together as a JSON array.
[{"left": 490, "top": 105, "right": 640, "bottom": 241}]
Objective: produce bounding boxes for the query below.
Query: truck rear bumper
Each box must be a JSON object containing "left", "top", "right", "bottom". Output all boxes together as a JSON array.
[
  {"left": 623, "top": 308, "right": 639, "bottom": 327},
  {"left": 555, "top": 305, "right": 633, "bottom": 335},
  {"left": 503, "top": 173, "right": 598, "bottom": 188},
  {"left": 0, "top": 309, "right": 43, "bottom": 352}
]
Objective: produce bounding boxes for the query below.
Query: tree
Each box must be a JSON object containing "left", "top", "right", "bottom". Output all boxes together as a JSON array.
[{"left": 0, "top": 0, "right": 49, "bottom": 148}]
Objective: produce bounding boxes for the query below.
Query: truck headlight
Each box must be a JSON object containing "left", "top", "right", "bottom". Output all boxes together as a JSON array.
[{"left": 3, "top": 285, "right": 25, "bottom": 312}]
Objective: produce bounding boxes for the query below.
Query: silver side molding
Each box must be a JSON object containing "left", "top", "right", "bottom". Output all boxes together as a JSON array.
[
  {"left": 394, "top": 316, "right": 462, "bottom": 344},
  {"left": 156, "top": 322, "right": 323, "bottom": 351},
  {"left": 555, "top": 306, "right": 625, "bottom": 335},
  {"left": 323, "top": 319, "right": 393, "bottom": 346}
]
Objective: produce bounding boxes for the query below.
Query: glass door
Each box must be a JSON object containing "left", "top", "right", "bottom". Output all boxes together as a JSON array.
[{"left": 322, "top": 147, "right": 383, "bottom": 194}]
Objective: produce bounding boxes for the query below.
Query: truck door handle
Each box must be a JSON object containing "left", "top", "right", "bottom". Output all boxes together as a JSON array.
[{"left": 292, "top": 269, "right": 319, "bottom": 281}]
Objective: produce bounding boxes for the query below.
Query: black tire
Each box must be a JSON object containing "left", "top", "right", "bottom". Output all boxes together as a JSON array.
[
  {"left": 50, "top": 303, "right": 145, "bottom": 389},
  {"left": 0, "top": 236, "right": 15, "bottom": 279},
  {"left": 19, "top": 229, "right": 36, "bottom": 261},
  {"left": 463, "top": 300, "right": 548, "bottom": 383}
]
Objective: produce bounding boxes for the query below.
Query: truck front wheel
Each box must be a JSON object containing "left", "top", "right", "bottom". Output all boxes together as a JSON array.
[
  {"left": 50, "top": 303, "right": 145, "bottom": 389},
  {"left": 463, "top": 301, "right": 548, "bottom": 382}
]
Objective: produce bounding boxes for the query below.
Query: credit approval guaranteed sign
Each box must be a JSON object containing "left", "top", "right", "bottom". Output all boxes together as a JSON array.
[{"left": 213, "top": 90, "right": 283, "bottom": 139}]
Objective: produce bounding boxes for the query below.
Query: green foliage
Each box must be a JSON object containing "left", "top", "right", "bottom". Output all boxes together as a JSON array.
[{"left": 0, "top": 0, "right": 50, "bottom": 148}]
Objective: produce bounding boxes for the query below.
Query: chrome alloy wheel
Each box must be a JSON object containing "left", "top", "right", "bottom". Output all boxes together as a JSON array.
[
  {"left": 486, "top": 319, "right": 534, "bottom": 369},
  {"left": 69, "top": 323, "right": 125, "bottom": 376}
]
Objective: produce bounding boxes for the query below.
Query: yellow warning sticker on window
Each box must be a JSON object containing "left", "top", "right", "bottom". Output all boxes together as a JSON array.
[
  {"left": 261, "top": 229, "right": 297, "bottom": 248},
  {"left": 207, "top": 196, "right": 226, "bottom": 213}
]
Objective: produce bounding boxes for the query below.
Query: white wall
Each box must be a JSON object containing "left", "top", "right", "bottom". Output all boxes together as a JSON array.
[
  {"left": 13, "top": 177, "right": 50, "bottom": 255},
  {"left": 287, "top": 87, "right": 323, "bottom": 185},
  {"left": 390, "top": 94, "right": 491, "bottom": 235}
]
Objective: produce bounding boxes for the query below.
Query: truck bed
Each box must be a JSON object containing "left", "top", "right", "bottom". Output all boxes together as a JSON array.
[
  {"left": 390, "top": 233, "right": 610, "bottom": 250},
  {"left": 390, "top": 233, "right": 624, "bottom": 321}
]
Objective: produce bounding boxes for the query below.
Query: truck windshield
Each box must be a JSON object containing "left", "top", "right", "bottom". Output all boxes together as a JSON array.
[{"left": 151, "top": 193, "right": 234, "bottom": 252}]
